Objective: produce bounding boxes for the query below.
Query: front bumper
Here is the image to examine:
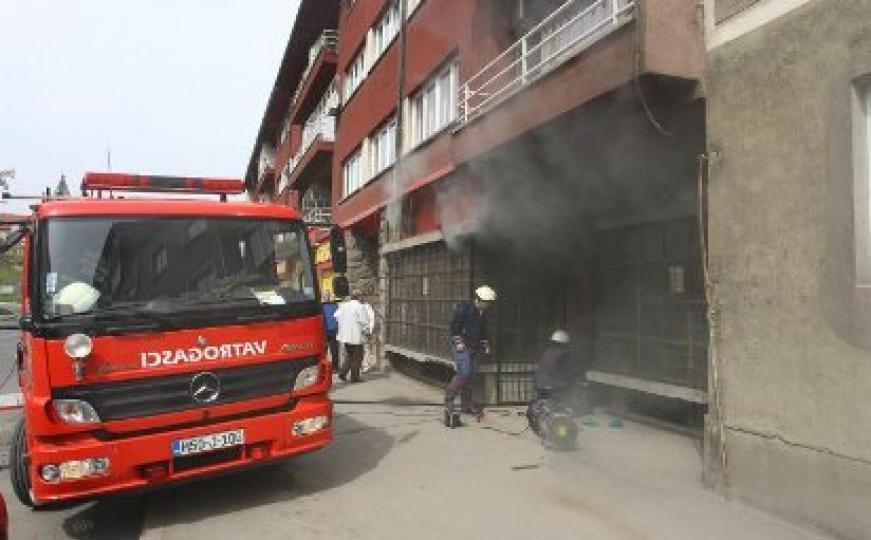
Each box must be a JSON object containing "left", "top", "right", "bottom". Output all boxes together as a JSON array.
[{"left": 29, "top": 395, "right": 332, "bottom": 505}]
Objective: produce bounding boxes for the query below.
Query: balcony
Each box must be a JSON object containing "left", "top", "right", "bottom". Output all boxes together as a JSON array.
[
  {"left": 256, "top": 144, "right": 277, "bottom": 194},
  {"left": 301, "top": 184, "right": 332, "bottom": 224},
  {"left": 290, "top": 29, "right": 339, "bottom": 126},
  {"left": 452, "top": 0, "right": 703, "bottom": 163},
  {"left": 460, "top": 0, "right": 636, "bottom": 123},
  {"left": 286, "top": 113, "right": 336, "bottom": 193}
]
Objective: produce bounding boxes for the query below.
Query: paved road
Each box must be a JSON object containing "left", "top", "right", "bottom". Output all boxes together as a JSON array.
[{"left": 0, "top": 372, "right": 834, "bottom": 540}]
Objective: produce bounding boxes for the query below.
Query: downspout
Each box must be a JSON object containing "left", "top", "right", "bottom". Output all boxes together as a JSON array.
[{"left": 378, "top": 0, "right": 408, "bottom": 371}]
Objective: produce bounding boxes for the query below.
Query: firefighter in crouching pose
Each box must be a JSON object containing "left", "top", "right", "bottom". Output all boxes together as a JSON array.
[{"left": 445, "top": 285, "right": 497, "bottom": 420}]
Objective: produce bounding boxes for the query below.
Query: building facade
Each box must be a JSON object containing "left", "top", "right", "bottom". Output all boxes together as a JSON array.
[
  {"left": 331, "top": 0, "right": 706, "bottom": 411},
  {"left": 705, "top": 1, "right": 871, "bottom": 538},
  {"left": 249, "top": 0, "right": 708, "bottom": 408},
  {"left": 246, "top": 0, "right": 871, "bottom": 536}
]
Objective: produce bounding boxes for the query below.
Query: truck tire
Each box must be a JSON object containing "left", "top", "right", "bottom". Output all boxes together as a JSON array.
[{"left": 9, "top": 417, "right": 34, "bottom": 507}]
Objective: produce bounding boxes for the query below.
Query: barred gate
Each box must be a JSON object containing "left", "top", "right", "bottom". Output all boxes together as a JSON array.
[
  {"left": 385, "top": 241, "right": 565, "bottom": 405},
  {"left": 386, "top": 242, "right": 472, "bottom": 360},
  {"left": 593, "top": 217, "right": 708, "bottom": 390}
]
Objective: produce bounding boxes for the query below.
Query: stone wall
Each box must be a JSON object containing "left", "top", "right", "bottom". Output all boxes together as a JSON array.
[{"left": 344, "top": 223, "right": 384, "bottom": 371}]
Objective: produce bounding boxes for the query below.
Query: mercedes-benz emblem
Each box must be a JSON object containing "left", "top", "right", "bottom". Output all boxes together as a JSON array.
[{"left": 189, "top": 372, "right": 221, "bottom": 403}]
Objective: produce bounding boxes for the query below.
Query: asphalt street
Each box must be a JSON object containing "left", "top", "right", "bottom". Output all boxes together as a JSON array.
[{"left": 0, "top": 371, "right": 835, "bottom": 540}]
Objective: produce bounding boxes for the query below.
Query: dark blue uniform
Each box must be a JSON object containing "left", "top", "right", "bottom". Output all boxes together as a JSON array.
[{"left": 445, "top": 301, "right": 489, "bottom": 413}]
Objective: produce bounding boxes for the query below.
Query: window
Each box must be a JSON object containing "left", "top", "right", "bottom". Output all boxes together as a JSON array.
[
  {"left": 344, "top": 49, "right": 366, "bottom": 102},
  {"left": 406, "top": 0, "right": 424, "bottom": 18},
  {"left": 409, "top": 62, "right": 459, "bottom": 148},
  {"left": 853, "top": 78, "right": 871, "bottom": 285},
  {"left": 371, "top": 117, "right": 397, "bottom": 176},
  {"left": 372, "top": 2, "right": 400, "bottom": 60},
  {"left": 343, "top": 149, "right": 363, "bottom": 197}
]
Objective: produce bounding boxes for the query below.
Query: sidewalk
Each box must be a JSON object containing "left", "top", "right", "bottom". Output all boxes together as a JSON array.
[{"left": 140, "top": 372, "right": 833, "bottom": 540}]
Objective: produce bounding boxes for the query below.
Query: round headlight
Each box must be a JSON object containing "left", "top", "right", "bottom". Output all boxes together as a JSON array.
[{"left": 64, "top": 333, "right": 93, "bottom": 359}]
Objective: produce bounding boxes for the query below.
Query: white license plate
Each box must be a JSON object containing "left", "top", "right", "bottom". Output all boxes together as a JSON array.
[{"left": 171, "top": 429, "right": 245, "bottom": 457}]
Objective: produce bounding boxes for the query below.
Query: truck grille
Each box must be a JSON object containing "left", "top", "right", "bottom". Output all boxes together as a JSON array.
[{"left": 53, "top": 357, "right": 320, "bottom": 421}]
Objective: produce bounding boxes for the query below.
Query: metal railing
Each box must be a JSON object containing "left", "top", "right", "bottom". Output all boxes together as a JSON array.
[
  {"left": 293, "top": 29, "right": 339, "bottom": 106},
  {"left": 303, "top": 206, "right": 332, "bottom": 224},
  {"left": 284, "top": 114, "right": 336, "bottom": 183},
  {"left": 257, "top": 144, "right": 276, "bottom": 181},
  {"left": 460, "top": 0, "right": 635, "bottom": 124}
]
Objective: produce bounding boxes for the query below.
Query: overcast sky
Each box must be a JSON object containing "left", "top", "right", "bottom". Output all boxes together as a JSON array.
[{"left": 0, "top": 1, "right": 300, "bottom": 213}]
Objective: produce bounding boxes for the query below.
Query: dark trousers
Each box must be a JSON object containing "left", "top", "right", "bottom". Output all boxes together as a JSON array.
[
  {"left": 445, "top": 349, "right": 476, "bottom": 412},
  {"left": 339, "top": 343, "right": 364, "bottom": 381},
  {"left": 326, "top": 333, "right": 340, "bottom": 372}
]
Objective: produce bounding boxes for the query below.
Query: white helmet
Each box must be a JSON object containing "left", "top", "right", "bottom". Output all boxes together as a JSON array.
[
  {"left": 550, "top": 329, "right": 570, "bottom": 344},
  {"left": 474, "top": 285, "right": 497, "bottom": 302},
  {"left": 54, "top": 282, "right": 100, "bottom": 314}
]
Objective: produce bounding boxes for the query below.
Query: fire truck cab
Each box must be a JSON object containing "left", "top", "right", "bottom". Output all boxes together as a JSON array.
[{"left": 4, "top": 173, "right": 340, "bottom": 506}]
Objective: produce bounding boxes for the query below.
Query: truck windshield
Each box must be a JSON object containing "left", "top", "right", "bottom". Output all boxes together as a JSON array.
[{"left": 37, "top": 216, "right": 316, "bottom": 325}]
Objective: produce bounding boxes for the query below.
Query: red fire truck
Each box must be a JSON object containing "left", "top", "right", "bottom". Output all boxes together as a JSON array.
[{"left": 1, "top": 173, "right": 344, "bottom": 507}]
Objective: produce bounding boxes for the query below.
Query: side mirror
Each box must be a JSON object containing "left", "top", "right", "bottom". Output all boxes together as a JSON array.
[
  {"left": 330, "top": 226, "right": 347, "bottom": 274},
  {"left": 332, "top": 276, "right": 350, "bottom": 299}
]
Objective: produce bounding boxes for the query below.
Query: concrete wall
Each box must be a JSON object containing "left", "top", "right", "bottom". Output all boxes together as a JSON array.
[{"left": 706, "top": 2, "right": 871, "bottom": 538}]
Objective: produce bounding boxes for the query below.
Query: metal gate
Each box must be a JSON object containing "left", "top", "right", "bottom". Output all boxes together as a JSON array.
[
  {"left": 385, "top": 240, "right": 566, "bottom": 405},
  {"left": 593, "top": 217, "right": 708, "bottom": 390},
  {"left": 474, "top": 252, "right": 566, "bottom": 404},
  {"left": 386, "top": 242, "right": 472, "bottom": 359}
]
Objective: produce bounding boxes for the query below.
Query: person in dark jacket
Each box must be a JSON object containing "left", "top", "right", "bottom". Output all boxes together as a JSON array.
[
  {"left": 322, "top": 292, "right": 340, "bottom": 373},
  {"left": 534, "top": 329, "right": 575, "bottom": 398},
  {"left": 445, "top": 285, "right": 497, "bottom": 416}
]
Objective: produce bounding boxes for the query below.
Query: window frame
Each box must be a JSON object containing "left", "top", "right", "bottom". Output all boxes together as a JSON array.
[
  {"left": 343, "top": 48, "right": 366, "bottom": 104},
  {"left": 853, "top": 76, "right": 871, "bottom": 286},
  {"left": 408, "top": 60, "right": 459, "bottom": 150},
  {"left": 372, "top": 2, "right": 400, "bottom": 62},
  {"left": 371, "top": 116, "right": 398, "bottom": 177},
  {"left": 343, "top": 148, "right": 364, "bottom": 198}
]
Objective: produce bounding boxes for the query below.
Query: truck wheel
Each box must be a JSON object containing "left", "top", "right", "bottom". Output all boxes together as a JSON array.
[{"left": 9, "top": 418, "right": 35, "bottom": 507}]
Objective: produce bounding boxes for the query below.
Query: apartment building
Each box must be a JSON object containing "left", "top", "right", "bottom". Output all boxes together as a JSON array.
[
  {"left": 327, "top": 0, "right": 708, "bottom": 418},
  {"left": 705, "top": 1, "right": 871, "bottom": 538},
  {"left": 244, "top": 1, "right": 340, "bottom": 297}
]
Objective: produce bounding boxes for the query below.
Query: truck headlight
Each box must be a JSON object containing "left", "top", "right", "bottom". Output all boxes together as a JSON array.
[
  {"left": 293, "top": 365, "right": 320, "bottom": 391},
  {"left": 40, "top": 458, "right": 110, "bottom": 482},
  {"left": 292, "top": 415, "right": 329, "bottom": 436},
  {"left": 63, "top": 333, "right": 92, "bottom": 359},
  {"left": 53, "top": 399, "right": 101, "bottom": 424}
]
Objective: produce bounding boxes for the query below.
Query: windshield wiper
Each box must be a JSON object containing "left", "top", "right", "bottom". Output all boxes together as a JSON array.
[{"left": 72, "top": 304, "right": 182, "bottom": 330}]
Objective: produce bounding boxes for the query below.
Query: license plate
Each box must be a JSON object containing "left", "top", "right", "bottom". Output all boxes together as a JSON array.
[{"left": 171, "top": 429, "right": 245, "bottom": 457}]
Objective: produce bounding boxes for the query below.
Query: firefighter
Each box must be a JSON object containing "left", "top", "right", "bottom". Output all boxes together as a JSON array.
[
  {"left": 445, "top": 285, "right": 497, "bottom": 419},
  {"left": 528, "top": 329, "right": 579, "bottom": 449},
  {"left": 534, "top": 330, "right": 575, "bottom": 400}
]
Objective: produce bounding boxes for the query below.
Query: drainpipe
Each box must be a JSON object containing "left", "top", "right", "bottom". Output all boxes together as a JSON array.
[{"left": 377, "top": 0, "right": 408, "bottom": 372}]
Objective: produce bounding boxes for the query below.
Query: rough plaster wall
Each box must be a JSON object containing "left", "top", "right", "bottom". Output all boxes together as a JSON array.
[{"left": 707, "top": 1, "right": 871, "bottom": 537}]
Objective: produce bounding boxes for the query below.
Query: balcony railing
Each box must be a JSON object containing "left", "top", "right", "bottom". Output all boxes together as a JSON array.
[
  {"left": 303, "top": 206, "right": 332, "bottom": 224},
  {"left": 301, "top": 114, "right": 336, "bottom": 158},
  {"left": 301, "top": 185, "right": 332, "bottom": 224},
  {"left": 257, "top": 144, "right": 276, "bottom": 184},
  {"left": 460, "top": 0, "right": 635, "bottom": 124},
  {"left": 284, "top": 114, "right": 336, "bottom": 185},
  {"left": 292, "top": 29, "right": 339, "bottom": 107}
]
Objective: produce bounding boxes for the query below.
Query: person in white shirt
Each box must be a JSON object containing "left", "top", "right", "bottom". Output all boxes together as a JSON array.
[{"left": 334, "top": 289, "right": 371, "bottom": 382}]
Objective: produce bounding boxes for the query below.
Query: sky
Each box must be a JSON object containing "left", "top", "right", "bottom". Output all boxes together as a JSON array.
[{"left": 0, "top": 0, "right": 300, "bottom": 213}]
